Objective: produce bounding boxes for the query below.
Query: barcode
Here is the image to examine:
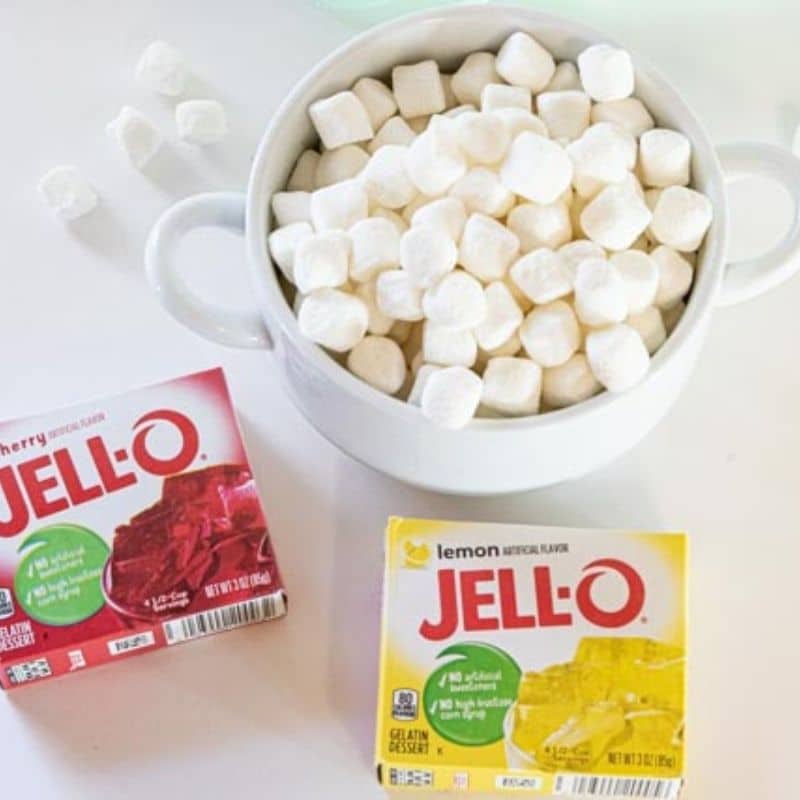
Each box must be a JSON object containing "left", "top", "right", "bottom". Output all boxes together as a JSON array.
[
  {"left": 107, "top": 631, "right": 156, "bottom": 656},
  {"left": 496, "top": 774, "right": 542, "bottom": 790},
  {"left": 6, "top": 657, "right": 52, "bottom": 685},
  {"left": 162, "top": 593, "right": 286, "bottom": 644},
  {"left": 554, "top": 774, "right": 682, "bottom": 798}
]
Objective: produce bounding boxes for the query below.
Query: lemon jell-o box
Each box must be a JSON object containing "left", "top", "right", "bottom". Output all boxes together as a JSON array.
[{"left": 375, "top": 518, "right": 687, "bottom": 798}]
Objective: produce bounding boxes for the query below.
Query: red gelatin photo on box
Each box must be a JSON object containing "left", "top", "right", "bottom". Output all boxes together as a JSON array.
[{"left": 0, "top": 368, "right": 286, "bottom": 689}]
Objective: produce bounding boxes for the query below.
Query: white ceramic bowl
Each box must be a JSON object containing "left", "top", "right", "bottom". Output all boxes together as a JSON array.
[{"left": 146, "top": 4, "right": 800, "bottom": 495}]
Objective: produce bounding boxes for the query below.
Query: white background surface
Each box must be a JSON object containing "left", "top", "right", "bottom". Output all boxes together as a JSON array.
[{"left": 1, "top": 1, "right": 799, "bottom": 798}]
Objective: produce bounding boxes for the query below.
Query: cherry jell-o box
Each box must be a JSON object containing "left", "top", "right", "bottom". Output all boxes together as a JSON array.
[{"left": 0, "top": 368, "right": 286, "bottom": 688}]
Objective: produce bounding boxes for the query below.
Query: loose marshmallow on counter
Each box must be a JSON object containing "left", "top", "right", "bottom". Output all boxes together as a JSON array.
[
  {"left": 406, "top": 116, "right": 467, "bottom": 196},
  {"left": 347, "top": 335, "right": 407, "bottom": 394},
  {"left": 400, "top": 226, "right": 458, "bottom": 288},
  {"left": 537, "top": 91, "right": 591, "bottom": 141},
  {"left": 627, "top": 306, "right": 666, "bottom": 354},
  {"left": 293, "top": 231, "right": 351, "bottom": 294},
  {"left": 107, "top": 106, "right": 162, "bottom": 168},
  {"left": 481, "top": 84, "right": 533, "bottom": 113},
  {"left": 459, "top": 213, "right": 521, "bottom": 281},
  {"left": 297, "top": 288, "right": 368, "bottom": 352},
  {"left": 423, "top": 321, "right": 478, "bottom": 367},
  {"left": 268, "top": 221, "right": 314, "bottom": 283},
  {"left": 482, "top": 357, "right": 542, "bottom": 415},
  {"left": 650, "top": 186, "right": 713, "bottom": 251},
  {"left": 392, "top": 60, "right": 446, "bottom": 118},
  {"left": 135, "top": 41, "right": 187, "bottom": 96},
  {"left": 651, "top": 245, "right": 694, "bottom": 309},
  {"left": 580, "top": 181, "right": 652, "bottom": 250},
  {"left": 310, "top": 180, "right": 368, "bottom": 231},
  {"left": 451, "top": 52, "right": 501, "bottom": 106},
  {"left": 367, "top": 116, "right": 417, "bottom": 154},
  {"left": 591, "top": 98, "right": 654, "bottom": 138},
  {"left": 585, "top": 323, "right": 650, "bottom": 392},
  {"left": 360, "top": 144, "right": 417, "bottom": 209},
  {"left": 500, "top": 132, "right": 573, "bottom": 204},
  {"left": 422, "top": 270, "right": 487, "bottom": 330},
  {"left": 639, "top": 129, "right": 691, "bottom": 187},
  {"left": 495, "top": 31, "right": 556, "bottom": 92},
  {"left": 474, "top": 281, "right": 524, "bottom": 351},
  {"left": 542, "top": 353, "right": 601, "bottom": 408},
  {"left": 376, "top": 269, "right": 424, "bottom": 321},
  {"left": 315, "top": 145, "right": 369, "bottom": 188},
  {"left": 352, "top": 77, "right": 397, "bottom": 131},
  {"left": 455, "top": 111, "right": 512, "bottom": 165},
  {"left": 609, "top": 250, "right": 659, "bottom": 313},
  {"left": 421, "top": 366, "right": 483, "bottom": 429},
  {"left": 574, "top": 257, "right": 629, "bottom": 326},
  {"left": 272, "top": 191, "right": 311, "bottom": 227},
  {"left": 372, "top": 207, "right": 409, "bottom": 235},
  {"left": 38, "top": 165, "right": 98, "bottom": 221},
  {"left": 309, "top": 91, "right": 374, "bottom": 150},
  {"left": 510, "top": 248, "right": 573, "bottom": 304},
  {"left": 507, "top": 201, "right": 572, "bottom": 252},
  {"left": 176, "top": 100, "right": 228, "bottom": 145},
  {"left": 408, "top": 364, "right": 443, "bottom": 405},
  {"left": 567, "top": 122, "right": 637, "bottom": 188},
  {"left": 355, "top": 281, "right": 395, "bottom": 335},
  {"left": 350, "top": 217, "right": 400, "bottom": 282},
  {"left": 288, "top": 150, "right": 321, "bottom": 191},
  {"left": 519, "top": 300, "right": 581, "bottom": 367},
  {"left": 449, "top": 168, "right": 515, "bottom": 217},
  {"left": 577, "top": 44, "right": 635, "bottom": 102},
  {"left": 493, "top": 108, "right": 549, "bottom": 138},
  {"left": 411, "top": 197, "right": 467, "bottom": 242}
]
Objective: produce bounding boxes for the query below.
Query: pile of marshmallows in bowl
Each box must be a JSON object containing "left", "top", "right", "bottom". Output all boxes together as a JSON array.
[{"left": 268, "top": 32, "right": 713, "bottom": 429}]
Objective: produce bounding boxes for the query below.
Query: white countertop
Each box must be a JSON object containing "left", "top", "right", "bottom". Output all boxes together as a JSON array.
[{"left": 2, "top": 1, "right": 799, "bottom": 798}]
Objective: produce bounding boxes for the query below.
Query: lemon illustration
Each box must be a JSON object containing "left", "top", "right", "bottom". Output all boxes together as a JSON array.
[{"left": 403, "top": 540, "right": 431, "bottom": 568}]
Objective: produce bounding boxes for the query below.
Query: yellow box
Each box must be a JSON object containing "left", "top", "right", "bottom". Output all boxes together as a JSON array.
[{"left": 375, "top": 518, "right": 687, "bottom": 798}]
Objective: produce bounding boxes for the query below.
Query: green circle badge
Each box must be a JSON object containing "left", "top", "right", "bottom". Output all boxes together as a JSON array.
[
  {"left": 423, "top": 642, "right": 522, "bottom": 746},
  {"left": 14, "top": 524, "right": 110, "bottom": 625}
]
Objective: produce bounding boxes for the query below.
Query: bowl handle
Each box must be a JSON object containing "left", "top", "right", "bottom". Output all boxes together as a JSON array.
[
  {"left": 716, "top": 141, "right": 800, "bottom": 307},
  {"left": 145, "top": 192, "right": 273, "bottom": 349}
]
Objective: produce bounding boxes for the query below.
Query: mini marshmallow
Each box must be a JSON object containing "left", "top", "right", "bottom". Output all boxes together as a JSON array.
[
  {"left": 609, "top": 250, "right": 659, "bottom": 312},
  {"left": 591, "top": 98, "right": 654, "bottom": 138},
  {"left": 402, "top": 194, "right": 434, "bottom": 224},
  {"left": 474, "top": 281, "right": 524, "bottom": 351},
  {"left": 495, "top": 31, "right": 556, "bottom": 92},
  {"left": 651, "top": 245, "right": 694, "bottom": 309},
  {"left": 567, "top": 122, "right": 637, "bottom": 188},
  {"left": 176, "top": 100, "right": 228, "bottom": 144},
  {"left": 135, "top": 41, "right": 187, "bottom": 96},
  {"left": 352, "top": 77, "right": 397, "bottom": 131},
  {"left": 408, "top": 364, "right": 443, "bottom": 405},
  {"left": 309, "top": 91, "right": 374, "bottom": 150},
  {"left": 510, "top": 248, "right": 572, "bottom": 304},
  {"left": 411, "top": 197, "right": 467, "bottom": 242},
  {"left": 372, "top": 207, "right": 409, "bottom": 235},
  {"left": 519, "top": 300, "right": 581, "bottom": 367},
  {"left": 542, "top": 353, "right": 601, "bottom": 408},
  {"left": 544, "top": 62, "right": 582, "bottom": 92},
  {"left": 272, "top": 191, "right": 311, "bottom": 226},
  {"left": 420, "top": 366, "right": 483, "bottom": 429},
  {"left": 310, "top": 180, "right": 368, "bottom": 231},
  {"left": 360, "top": 144, "right": 417, "bottom": 209},
  {"left": 376, "top": 269, "right": 424, "bottom": 321},
  {"left": 577, "top": 44, "right": 635, "bottom": 102},
  {"left": 315, "top": 145, "right": 369, "bottom": 187},
  {"left": 479, "top": 332, "right": 523, "bottom": 362},
  {"left": 537, "top": 91, "right": 591, "bottom": 141},
  {"left": 297, "top": 288, "right": 368, "bottom": 352},
  {"left": 639, "top": 129, "right": 691, "bottom": 188},
  {"left": 627, "top": 306, "right": 666, "bottom": 354},
  {"left": 38, "top": 165, "right": 98, "bottom": 221},
  {"left": 481, "top": 83, "right": 532, "bottom": 113},
  {"left": 580, "top": 181, "right": 652, "bottom": 250},
  {"left": 347, "top": 335, "right": 406, "bottom": 394},
  {"left": 449, "top": 168, "right": 515, "bottom": 217},
  {"left": 451, "top": 52, "right": 501, "bottom": 106},
  {"left": 585, "top": 323, "right": 650, "bottom": 392},
  {"left": 268, "top": 221, "right": 313, "bottom": 283},
  {"left": 574, "top": 257, "right": 629, "bottom": 326},
  {"left": 459, "top": 213, "right": 521, "bottom": 282},
  {"left": 493, "top": 108, "right": 549, "bottom": 138},
  {"left": 107, "top": 106, "right": 162, "bottom": 168},
  {"left": 355, "top": 281, "right": 395, "bottom": 335},
  {"left": 650, "top": 186, "right": 713, "bottom": 251},
  {"left": 558, "top": 239, "right": 606, "bottom": 282},
  {"left": 455, "top": 111, "right": 512, "bottom": 165},
  {"left": 293, "top": 231, "right": 350, "bottom": 293},
  {"left": 367, "top": 116, "right": 417, "bottom": 154},
  {"left": 406, "top": 116, "right": 467, "bottom": 196},
  {"left": 288, "top": 150, "right": 321, "bottom": 191},
  {"left": 400, "top": 226, "right": 458, "bottom": 288},
  {"left": 392, "top": 60, "right": 446, "bottom": 118},
  {"left": 482, "top": 357, "right": 542, "bottom": 415},
  {"left": 422, "top": 320, "right": 478, "bottom": 368},
  {"left": 422, "top": 270, "right": 487, "bottom": 330},
  {"left": 350, "top": 217, "right": 400, "bottom": 282},
  {"left": 500, "top": 132, "right": 573, "bottom": 204},
  {"left": 662, "top": 301, "right": 685, "bottom": 334},
  {"left": 444, "top": 104, "right": 477, "bottom": 119},
  {"left": 507, "top": 201, "right": 572, "bottom": 252}
]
